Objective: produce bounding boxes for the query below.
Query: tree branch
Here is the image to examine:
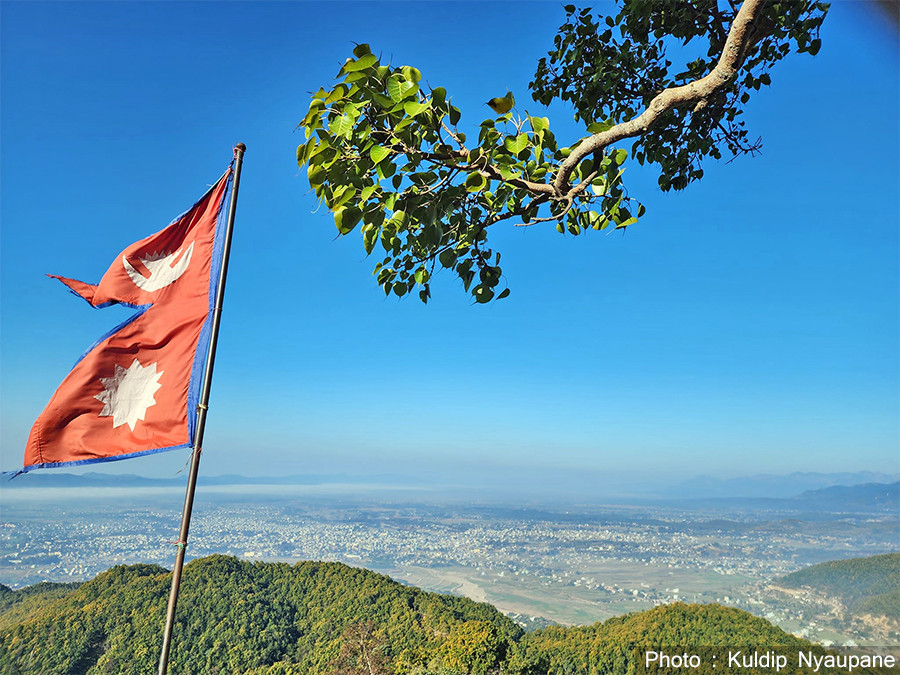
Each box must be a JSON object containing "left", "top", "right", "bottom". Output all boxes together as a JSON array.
[
  {"left": 418, "top": 148, "right": 557, "bottom": 196},
  {"left": 553, "top": 0, "right": 765, "bottom": 195}
]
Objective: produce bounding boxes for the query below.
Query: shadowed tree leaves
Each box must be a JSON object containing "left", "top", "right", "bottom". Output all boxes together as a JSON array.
[{"left": 531, "top": 0, "right": 828, "bottom": 192}]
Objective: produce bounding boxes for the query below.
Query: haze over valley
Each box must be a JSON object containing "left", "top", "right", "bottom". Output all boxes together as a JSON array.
[{"left": 3, "top": 470, "right": 897, "bottom": 649}]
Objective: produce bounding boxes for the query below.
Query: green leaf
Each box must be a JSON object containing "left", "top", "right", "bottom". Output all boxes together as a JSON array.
[
  {"left": 497, "top": 165, "right": 520, "bottom": 181},
  {"left": 363, "top": 225, "right": 378, "bottom": 254},
  {"left": 497, "top": 288, "right": 510, "bottom": 300},
  {"left": 306, "top": 141, "right": 333, "bottom": 167},
  {"left": 364, "top": 207, "right": 385, "bottom": 229},
  {"left": 401, "top": 65, "right": 421, "bottom": 83},
  {"left": 387, "top": 76, "right": 416, "bottom": 102},
  {"left": 586, "top": 210, "right": 607, "bottom": 230},
  {"left": 352, "top": 43, "right": 371, "bottom": 58},
  {"left": 307, "top": 98, "right": 326, "bottom": 115},
  {"left": 343, "top": 53, "right": 377, "bottom": 73},
  {"left": 504, "top": 133, "right": 529, "bottom": 155},
  {"left": 376, "top": 161, "right": 396, "bottom": 179},
  {"left": 403, "top": 100, "right": 430, "bottom": 116},
  {"left": 486, "top": 91, "right": 515, "bottom": 115},
  {"left": 359, "top": 184, "right": 377, "bottom": 202},
  {"left": 331, "top": 113, "right": 355, "bottom": 138},
  {"left": 369, "top": 145, "right": 390, "bottom": 165},
  {"left": 439, "top": 249, "right": 457, "bottom": 268},
  {"left": 307, "top": 163, "right": 326, "bottom": 187},
  {"left": 334, "top": 206, "right": 362, "bottom": 234},
  {"left": 390, "top": 210, "right": 407, "bottom": 227},
  {"left": 614, "top": 148, "right": 628, "bottom": 165},
  {"left": 325, "top": 85, "right": 349, "bottom": 104},
  {"left": 465, "top": 172, "right": 487, "bottom": 192},
  {"left": 329, "top": 184, "right": 352, "bottom": 209},
  {"left": 296, "top": 138, "right": 317, "bottom": 167},
  {"left": 393, "top": 114, "right": 414, "bottom": 131},
  {"left": 586, "top": 119, "right": 615, "bottom": 134},
  {"left": 372, "top": 93, "right": 393, "bottom": 109},
  {"left": 529, "top": 116, "right": 547, "bottom": 134},
  {"left": 473, "top": 285, "right": 494, "bottom": 303}
]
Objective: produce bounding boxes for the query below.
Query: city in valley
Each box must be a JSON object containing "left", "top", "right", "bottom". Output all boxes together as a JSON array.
[{"left": 2, "top": 479, "right": 898, "bottom": 649}]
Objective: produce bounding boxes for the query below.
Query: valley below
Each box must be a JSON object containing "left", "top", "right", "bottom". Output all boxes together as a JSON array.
[{"left": 3, "top": 478, "right": 897, "bottom": 648}]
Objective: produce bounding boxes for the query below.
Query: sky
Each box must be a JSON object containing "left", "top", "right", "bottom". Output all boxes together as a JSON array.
[{"left": 1, "top": 1, "right": 897, "bottom": 493}]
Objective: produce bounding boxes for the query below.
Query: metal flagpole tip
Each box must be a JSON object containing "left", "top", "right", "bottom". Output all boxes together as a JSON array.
[{"left": 235, "top": 143, "right": 246, "bottom": 153}]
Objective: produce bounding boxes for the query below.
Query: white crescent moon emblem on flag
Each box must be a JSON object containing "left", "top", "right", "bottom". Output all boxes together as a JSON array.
[{"left": 122, "top": 242, "right": 194, "bottom": 292}]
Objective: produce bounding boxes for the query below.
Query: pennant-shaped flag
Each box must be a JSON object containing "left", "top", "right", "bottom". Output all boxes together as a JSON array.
[{"left": 21, "top": 167, "right": 233, "bottom": 473}]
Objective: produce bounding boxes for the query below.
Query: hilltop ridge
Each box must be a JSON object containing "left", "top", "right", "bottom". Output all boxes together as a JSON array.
[
  {"left": 0, "top": 555, "right": 846, "bottom": 675},
  {"left": 775, "top": 553, "right": 900, "bottom": 628}
]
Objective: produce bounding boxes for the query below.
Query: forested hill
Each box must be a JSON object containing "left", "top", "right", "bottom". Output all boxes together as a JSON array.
[
  {"left": 0, "top": 555, "right": 847, "bottom": 675},
  {"left": 0, "top": 555, "right": 521, "bottom": 674},
  {"left": 511, "top": 603, "right": 813, "bottom": 674},
  {"left": 0, "top": 580, "right": 80, "bottom": 614},
  {"left": 776, "top": 553, "right": 900, "bottom": 623}
]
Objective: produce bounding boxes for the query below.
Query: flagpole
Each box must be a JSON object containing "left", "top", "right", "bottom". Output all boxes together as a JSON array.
[{"left": 158, "top": 143, "right": 245, "bottom": 675}]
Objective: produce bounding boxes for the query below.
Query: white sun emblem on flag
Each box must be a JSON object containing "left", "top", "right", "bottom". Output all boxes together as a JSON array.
[{"left": 95, "top": 359, "right": 164, "bottom": 431}]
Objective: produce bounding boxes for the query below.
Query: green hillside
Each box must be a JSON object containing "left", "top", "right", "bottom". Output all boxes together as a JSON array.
[
  {"left": 0, "top": 581, "right": 81, "bottom": 615},
  {"left": 0, "top": 556, "right": 520, "bottom": 675},
  {"left": 0, "top": 555, "right": 882, "bottom": 675},
  {"left": 777, "top": 553, "right": 900, "bottom": 622},
  {"left": 511, "top": 603, "right": 813, "bottom": 674}
]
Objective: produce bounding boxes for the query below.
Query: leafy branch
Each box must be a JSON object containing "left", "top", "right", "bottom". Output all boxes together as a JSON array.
[{"left": 297, "top": 0, "right": 828, "bottom": 302}]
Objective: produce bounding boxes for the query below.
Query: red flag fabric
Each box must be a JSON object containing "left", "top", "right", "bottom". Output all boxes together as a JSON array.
[{"left": 21, "top": 167, "right": 233, "bottom": 473}]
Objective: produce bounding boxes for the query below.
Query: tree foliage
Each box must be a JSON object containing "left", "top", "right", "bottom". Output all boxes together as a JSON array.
[
  {"left": 777, "top": 553, "right": 900, "bottom": 622},
  {"left": 329, "top": 621, "right": 390, "bottom": 675},
  {"left": 297, "top": 0, "right": 828, "bottom": 303},
  {"left": 513, "top": 602, "right": 815, "bottom": 675},
  {"left": 437, "top": 620, "right": 508, "bottom": 674},
  {"left": 0, "top": 556, "right": 521, "bottom": 675},
  {"left": 6, "top": 558, "right": 868, "bottom": 674}
]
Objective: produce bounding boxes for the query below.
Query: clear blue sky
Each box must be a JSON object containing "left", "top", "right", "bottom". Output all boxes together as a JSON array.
[{"left": 1, "top": 2, "right": 897, "bottom": 490}]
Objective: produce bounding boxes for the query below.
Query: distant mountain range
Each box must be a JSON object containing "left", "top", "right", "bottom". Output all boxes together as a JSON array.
[
  {"left": 669, "top": 471, "right": 899, "bottom": 500},
  {"left": 4, "top": 470, "right": 898, "bottom": 513},
  {"left": 791, "top": 482, "right": 899, "bottom": 512},
  {"left": 660, "top": 481, "right": 899, "bottom": 514}
]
